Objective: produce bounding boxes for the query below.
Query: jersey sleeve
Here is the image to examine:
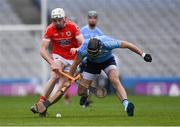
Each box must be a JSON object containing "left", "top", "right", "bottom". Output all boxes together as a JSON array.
[
  {"left": 44, "top": 27, "right": 52, "bottom": 39},
  {"left": 102, "top": 36, "right": 121, "bottom": 50}
]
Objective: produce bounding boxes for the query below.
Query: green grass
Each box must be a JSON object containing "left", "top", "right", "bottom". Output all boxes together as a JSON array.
[{"left": 0, "top": 95, "right": 180, "bottom": 126}]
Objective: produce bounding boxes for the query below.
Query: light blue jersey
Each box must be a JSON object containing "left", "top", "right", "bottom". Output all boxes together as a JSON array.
[
  {"left": 81, "top": 25, "right": 103, "bottom": 39},
  {"left": 78, "top": 35, "right": 121, "bottom": 63}
]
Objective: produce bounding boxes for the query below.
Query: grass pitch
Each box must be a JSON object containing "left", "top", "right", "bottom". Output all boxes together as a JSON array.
[{"left": 0, "top": 95, "right": 179, "bottom": 126}]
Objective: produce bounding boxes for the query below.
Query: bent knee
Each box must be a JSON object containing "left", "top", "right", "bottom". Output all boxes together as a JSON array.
[{"left": 108, "top": 70, "right": 119, "bottom": 83}]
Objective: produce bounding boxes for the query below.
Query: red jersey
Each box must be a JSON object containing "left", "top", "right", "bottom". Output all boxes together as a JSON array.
[{"left": 44, "top": 19, "right": 81, "bottom": 60}]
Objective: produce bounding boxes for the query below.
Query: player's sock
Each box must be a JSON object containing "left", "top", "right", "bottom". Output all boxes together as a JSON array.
[
  {"left": 122, "top": 99, "right": 129, "bottom": 111},
  {"left": 43, "top": 100, "right": 51, "bottom": 108},
  {"left": 80, "top": 96, "right": 88, "bottom": 105}
]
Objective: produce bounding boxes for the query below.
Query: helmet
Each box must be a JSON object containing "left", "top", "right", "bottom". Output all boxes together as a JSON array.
[
  {"left": 87, "top": 38, "right": 102, "bottom": 57},
  {"left": 88, "top": 10, "right": 98, "bottom": 18},
  {"left": 51, "top": 8, "right": 65, "bottom": 19}
]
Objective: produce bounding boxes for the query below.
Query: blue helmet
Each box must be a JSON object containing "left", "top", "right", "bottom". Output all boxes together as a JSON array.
[{"left": 87, "top": 38, "right": 102, "bottom": 57}]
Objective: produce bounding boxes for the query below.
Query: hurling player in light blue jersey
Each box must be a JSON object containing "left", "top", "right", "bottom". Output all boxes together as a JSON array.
[
  {"left": 69, "top": 35, "right": 152, "bottom": 116},
  {"left": 81, "top": 10, "right": 103, "bottom": 39}
]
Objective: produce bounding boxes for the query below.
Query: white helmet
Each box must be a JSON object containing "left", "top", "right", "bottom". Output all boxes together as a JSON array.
[{"left": 51, "top": 8, "right": 65, "bottom": 19}]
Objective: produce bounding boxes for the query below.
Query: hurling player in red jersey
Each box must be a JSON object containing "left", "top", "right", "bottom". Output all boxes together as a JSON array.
[{"left": 30, "top": 8, "right": 84, "bottom": 116}]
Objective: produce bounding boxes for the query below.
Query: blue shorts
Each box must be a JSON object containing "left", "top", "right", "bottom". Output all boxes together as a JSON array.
[{"left": 84, "top": 57, "right": 116, "bottom": 74}]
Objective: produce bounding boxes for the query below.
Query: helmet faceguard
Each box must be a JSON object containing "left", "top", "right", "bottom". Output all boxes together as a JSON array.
[
  {"left": 51, "top": 8, "right": 66, "bottom": 29},
  {"left": 87, "top": 38, "right": 102, "bottom": 57},
  {"left": 51, "top": 8, "right": 65, "bottom": 19}
]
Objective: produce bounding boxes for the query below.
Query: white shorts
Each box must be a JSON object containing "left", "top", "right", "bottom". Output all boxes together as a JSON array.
[{"left": 52, "top": 54, "right": 74, "bottom": 72}]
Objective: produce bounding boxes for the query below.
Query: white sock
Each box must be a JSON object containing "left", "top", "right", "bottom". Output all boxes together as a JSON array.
[{"left": 122, "top": 99, "right": 129, "bottom": 111}]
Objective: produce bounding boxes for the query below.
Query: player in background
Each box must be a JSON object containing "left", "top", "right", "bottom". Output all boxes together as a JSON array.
[
  {"left": 80, "top": 10, "right": 104, "bottom": 107},
  {"left": 81, "top": 10, "right": 103, "bottom": 39},
  {"left": 69, "top": 35, "right": 152, "bottom": 116},
  {"left": 30, "top": 8, "right": 84, "bottom": 116}
]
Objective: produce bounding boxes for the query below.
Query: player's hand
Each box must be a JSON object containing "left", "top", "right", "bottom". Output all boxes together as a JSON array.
[
  {"left": 143, "top": 53, "right": 152, "bottom": 62},
  {"left": 51, "top": 62, "right": 60, "bottom": 72},
  {"left": 70, "top": 48, "right": 79, "bottom": 55}
]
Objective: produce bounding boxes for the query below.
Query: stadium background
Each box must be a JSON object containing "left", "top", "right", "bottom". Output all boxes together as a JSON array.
[{"left": 0, "top": 0, "right": 180, "bottom": 96}]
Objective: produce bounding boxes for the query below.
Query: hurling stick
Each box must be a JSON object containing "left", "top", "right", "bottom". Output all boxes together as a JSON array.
[
  {"left": 60, "top": 71, "right": 107, "bottom": 98},
  {"left": 59, "top": 71, "right": 81, "bottom": 81}
]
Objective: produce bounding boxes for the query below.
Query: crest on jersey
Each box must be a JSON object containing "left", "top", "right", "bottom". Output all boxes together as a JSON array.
[
  {"left": 76, "top": 26, "right": 80, "bottom": 31},
  {"left": 66, "top": 31, "right": 71, "bottom": 36}
]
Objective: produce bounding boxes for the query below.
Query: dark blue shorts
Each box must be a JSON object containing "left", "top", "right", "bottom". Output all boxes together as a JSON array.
[{"left": 84, "top": 57, "right": 116, "bottom": 74}]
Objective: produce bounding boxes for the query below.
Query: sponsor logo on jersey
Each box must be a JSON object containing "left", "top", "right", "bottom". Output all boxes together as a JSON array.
[
  {"left": 76, "top": 26, "right": 80, "bottom": 31},
  {"left": 59, "top": 39, "right": 71, "bottom": 46}
]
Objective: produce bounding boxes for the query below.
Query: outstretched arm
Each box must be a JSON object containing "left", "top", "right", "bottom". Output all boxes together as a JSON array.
[{"left": 120, "top": 41, "right": 152, "bottom": 62}]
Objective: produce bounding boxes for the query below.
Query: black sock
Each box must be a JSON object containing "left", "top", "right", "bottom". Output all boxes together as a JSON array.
[
  {"left": 80, "top": 96, "right": 88, "bottom": 105},
  {"left": 43, "top": 100, "right": 51, "bottom": 108}
]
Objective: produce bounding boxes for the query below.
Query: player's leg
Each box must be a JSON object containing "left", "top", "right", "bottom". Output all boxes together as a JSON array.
[
  {"left": 32, "top": 77, "right": 70, "bottom": 116},
  {"left": 33, "top": 54, "right": 65, "bottom": 101},
  {"left": 78, "top": 59, "right": 101, "bottom": 107},
  {"left": 30, "top": 73, "right": 63, "bottom": 116},
  {"left": 30, "top": 55, "right": 66, "bottom": 115},
  {"left": 107, "top": 68, "right": 127, "bottom": 100},
  {"left": 47, "top": 76, "right": 68, "bottom": 105},
  {"left": 77, "top": 58, "right": 91, "bottom": 107},
  {"left": 78, "top": 78, "right": 93, "bottom": 107},
  {"left": 104, "top": 66, "right": 135, "bottom": 116},
  {"left": 43, "top": 71, "right": 60, "bottom": 98},
  {"left": 32, "top": 58, "right": 76, "bottom": 115},
  {"left": 31, "top": 73, "right": 68, "bottom": 115},
  {"left": 42, "top": 54, "right": 71, "bottom": 102},
  {"left": 30, "top": 70, "right": 61, "bottom": 113}
]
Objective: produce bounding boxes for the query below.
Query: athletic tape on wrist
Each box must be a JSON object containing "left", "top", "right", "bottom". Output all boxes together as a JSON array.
[{"left": 142, "top": 53, "right": 146, "bottom": 58}]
